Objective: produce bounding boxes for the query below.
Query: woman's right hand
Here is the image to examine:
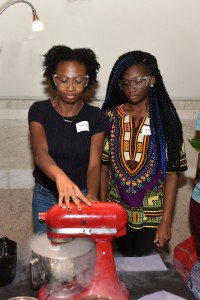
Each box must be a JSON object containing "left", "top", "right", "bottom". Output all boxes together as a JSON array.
[
  {"left": 56, "top": 173, "right": 92, "bottom": 211},
  {"left": 29, "top": 122, "right": 91, "bottom": 211}
]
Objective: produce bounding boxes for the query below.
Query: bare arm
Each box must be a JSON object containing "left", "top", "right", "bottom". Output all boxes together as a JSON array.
[
  {"left": 100, "top": 164, "right": 109, "bottom": 202},
  {"left": 86, "top": 132, "right": 105, "bottom": 202},
  {"left": 154, "top": 173, "right": 179, "bottom": 247},
  {"left": 30, "top": 121, "right": 91, "bottom": 210}
]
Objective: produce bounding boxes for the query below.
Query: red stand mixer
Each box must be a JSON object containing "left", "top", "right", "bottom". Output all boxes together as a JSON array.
[{"left": 30, "top": 202, "right": 130, "bottom": 300}]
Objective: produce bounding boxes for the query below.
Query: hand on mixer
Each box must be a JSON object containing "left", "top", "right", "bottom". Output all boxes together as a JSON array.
[{"left": 56, "top": 173, "right": 91, "bottom": 210}]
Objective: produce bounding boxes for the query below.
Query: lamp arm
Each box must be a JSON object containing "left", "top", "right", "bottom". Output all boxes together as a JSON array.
[
  {"left": 0, "top": 0, "right": 36, "bottom": 15},
  {"left": 0, "top": 0, "right": 44, "bottom": 31}
]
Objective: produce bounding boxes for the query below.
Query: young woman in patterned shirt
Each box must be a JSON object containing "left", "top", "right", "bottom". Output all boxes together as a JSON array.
[{"left": 100, "top": 51, "right": 187, "bottom": 256}]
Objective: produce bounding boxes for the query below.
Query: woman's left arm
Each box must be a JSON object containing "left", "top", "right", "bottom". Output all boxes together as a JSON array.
[
  {"left": 86, "top": 132, "right": 105, "bottom": 202},
  {"left": 154, "top": 173, "right": 179, "bottom": 247}
]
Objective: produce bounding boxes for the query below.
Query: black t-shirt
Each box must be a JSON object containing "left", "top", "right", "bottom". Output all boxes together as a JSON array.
[{"left": 28, "top": 99, "right": 106, "bottom": 191}]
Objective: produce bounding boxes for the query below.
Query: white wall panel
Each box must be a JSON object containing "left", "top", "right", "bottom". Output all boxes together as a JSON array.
[{"left": 0, "top": 0, "right": 200, "bottom": 100}]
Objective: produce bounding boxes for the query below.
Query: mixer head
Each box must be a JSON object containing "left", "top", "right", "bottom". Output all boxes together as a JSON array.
[{"left": 39, "top": 202, "right": 128, "bottom": 243}]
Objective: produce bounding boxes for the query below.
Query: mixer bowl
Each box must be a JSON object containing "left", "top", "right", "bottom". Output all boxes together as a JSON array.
[{"left": 30, "top": 234, "right": 95, "bottom": 288}]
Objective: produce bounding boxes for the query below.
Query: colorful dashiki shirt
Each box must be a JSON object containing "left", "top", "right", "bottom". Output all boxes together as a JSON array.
[{"left": 102, "top": 105, "right": 187, "bottom": 230}]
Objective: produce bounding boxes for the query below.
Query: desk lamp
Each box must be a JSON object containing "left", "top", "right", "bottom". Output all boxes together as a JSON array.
[{"left": 0, "top": 0, "right": 44, "bottom": 31}]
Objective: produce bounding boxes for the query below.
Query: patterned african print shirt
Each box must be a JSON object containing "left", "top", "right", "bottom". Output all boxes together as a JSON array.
[{"left": 102, "top": 105, "right": 187, "bottom": 230}]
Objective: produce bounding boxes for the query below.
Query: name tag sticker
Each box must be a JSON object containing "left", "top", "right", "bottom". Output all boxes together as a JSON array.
[
  {"left": 76, "top": 121, "right": 89, "bottom": 133},
  {"left": 142, "top": 125, "right": 151, "bottom": 136}
]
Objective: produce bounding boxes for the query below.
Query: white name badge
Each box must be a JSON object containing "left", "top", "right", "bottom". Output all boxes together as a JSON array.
[
  {"left": 76, "top": 121, "right": 89, "bottom": 133},
  {"left": 142, "top": 125, "right": 151, "bottom": 136}
]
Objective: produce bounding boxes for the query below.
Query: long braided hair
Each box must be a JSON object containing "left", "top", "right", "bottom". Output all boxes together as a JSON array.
[{"left": 102, "top": 51, "right": 184, "bottom": 179}]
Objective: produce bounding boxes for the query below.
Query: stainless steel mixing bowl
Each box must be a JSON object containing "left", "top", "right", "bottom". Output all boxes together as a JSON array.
[{"left": 29, "top": 234, "right": 95, "bottom": 288}]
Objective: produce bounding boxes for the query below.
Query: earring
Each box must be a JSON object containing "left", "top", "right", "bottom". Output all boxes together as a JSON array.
[{"left": 150, "top": 84, "right": 154, "bottom": 87}]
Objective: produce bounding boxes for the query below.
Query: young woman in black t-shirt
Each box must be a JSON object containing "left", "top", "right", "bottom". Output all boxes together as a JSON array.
[{"left": 28, "top": 45, "right": 106, "bottom": 232}]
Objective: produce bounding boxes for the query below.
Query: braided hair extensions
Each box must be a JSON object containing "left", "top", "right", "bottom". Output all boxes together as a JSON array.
[{"left": 102, "top": 51, "right": 184, "bottom": 177}]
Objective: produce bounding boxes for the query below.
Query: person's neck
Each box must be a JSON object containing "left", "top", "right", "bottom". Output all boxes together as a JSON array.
[
  {"left": 53, "top": 97, "right": 84, "bottom": 117},
  {"left": 123, "top": 102, "right": 149, "bottom": 118}
]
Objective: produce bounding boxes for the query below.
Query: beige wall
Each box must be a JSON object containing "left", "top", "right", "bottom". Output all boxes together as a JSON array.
[
  {"left": 0, "top": 0, "right": 200, "bottom": 100},
  {"left": 0, "top": 99, "right": 199, "bottom": 259}
]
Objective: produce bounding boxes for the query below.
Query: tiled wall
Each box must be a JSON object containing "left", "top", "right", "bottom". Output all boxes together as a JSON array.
[{"left": 0, "top": 99, "right": 199, "bottom": 259}]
